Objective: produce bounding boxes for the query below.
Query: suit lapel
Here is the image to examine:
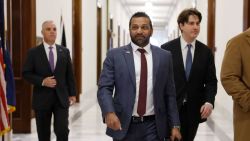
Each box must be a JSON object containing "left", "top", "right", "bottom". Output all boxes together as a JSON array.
[
  {"left": 40, "top": 44, "right": 53, "bottom": 73},
  {"left": 123, "top": 44, "right": 136, "bottom": 88},
  {"left": 174, "top": 39, "right": 187, "bottom": 80},
  {"left": 151, "top": 45, "right": 159, "bottom": 87},
  {"left": 190, "top": 41, "right": 201, "bottom": 79},
  {"left": 54, "top": 45, "right": 63, "bottom": 73}
]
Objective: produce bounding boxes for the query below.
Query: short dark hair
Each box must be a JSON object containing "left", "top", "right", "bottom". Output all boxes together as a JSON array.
[
  {"left": 129, "top": 12, "right": 153, "bottom": 29},
  {"left": 177, "top": 8, "right": 202, "bottom": 25}
]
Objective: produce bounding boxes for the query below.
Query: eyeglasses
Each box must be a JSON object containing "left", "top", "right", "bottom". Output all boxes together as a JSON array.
[{"left": 130, "top": 25, "right": 151, "bottom": 31}]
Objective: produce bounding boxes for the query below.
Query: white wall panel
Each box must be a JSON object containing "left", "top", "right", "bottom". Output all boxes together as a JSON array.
[
  {"left": 82, "top": 0, "right": 97, "bottom": 91},
  {"left": 215, "top": 0, "right": 243, "bottom": 120},
  {"left": 36, "top": 0, "right": 72, "bottom": 54}
]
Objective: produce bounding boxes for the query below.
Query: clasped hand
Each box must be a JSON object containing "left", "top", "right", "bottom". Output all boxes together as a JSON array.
[{"left": 43, "top": 76, "right": 57, "bottom": 88}]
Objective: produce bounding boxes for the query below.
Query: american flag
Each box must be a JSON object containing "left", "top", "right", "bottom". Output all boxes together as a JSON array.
[
  {"left": 0, "top": 0, "right": 10, "bottom": 135},
  {"left": 0, "top": 37, "right": 10, "bottom": 135}
]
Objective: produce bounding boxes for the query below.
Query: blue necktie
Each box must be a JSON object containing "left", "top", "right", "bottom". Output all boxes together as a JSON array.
[{"left": 185, "top": 44, "right": 192, "bottom": 79}]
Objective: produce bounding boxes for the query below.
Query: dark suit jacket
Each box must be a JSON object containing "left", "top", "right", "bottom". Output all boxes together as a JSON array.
[
  {"left": 97, "top": 44, "right": 180, "bottom": 140},
  {"left": 22, "top": 43, "right": 76, "bottom": 110},
  {"left": 161, "top": 37, "right": 217, "bottom": 123}
]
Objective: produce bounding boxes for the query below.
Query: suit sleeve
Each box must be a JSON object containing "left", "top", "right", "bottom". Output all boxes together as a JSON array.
[
  {"left": 160, "top": 43, "right": 168, "bottom": 50},
  {"left": 165, "top": 53, "right": 180, "bottom": 127},
  {"left": 97, "top": 50, "right": 115, "bottom": 116},
  {"left": 204, "top": 49, "right": 217, "bottom": 106},
  {"left": 65, "top": 49, "right": 77, "bottom": 96},
  {"left": 221, "top": 39, "right": 250, "bottom": 112},
  {"left": 22, "top": 49, "right": 44, "bottom": 86}
]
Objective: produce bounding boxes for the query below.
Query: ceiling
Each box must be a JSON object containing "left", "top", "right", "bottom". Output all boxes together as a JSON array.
[{"left": 120, "top": 0, "right": 179, "bottom": 29}]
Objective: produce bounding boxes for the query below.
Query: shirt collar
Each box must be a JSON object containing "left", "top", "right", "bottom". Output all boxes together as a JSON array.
[
  {"left": 180, "top": 35, "right": 196, "bottom": 50},
  {"left": 43, "top": 41, "right": 56, "bottom": 49},
  {"left": 131, "top": 41, "right": 151, "bottom": 54}
]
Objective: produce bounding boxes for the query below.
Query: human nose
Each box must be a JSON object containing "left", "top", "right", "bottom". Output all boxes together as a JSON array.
[
  {"left": 194, "top": 23, "right": 200, "bottom": 29},
  {"left": 136, "top": 27, "right": 143, "bottom": 33}
]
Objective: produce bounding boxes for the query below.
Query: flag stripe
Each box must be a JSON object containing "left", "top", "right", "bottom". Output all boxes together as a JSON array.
[
  {"left": 0, "top": 46, "right": 10, "bottom": 135},
  {"left": 0, "top": 0, "right": 13, "bottom": 135}
]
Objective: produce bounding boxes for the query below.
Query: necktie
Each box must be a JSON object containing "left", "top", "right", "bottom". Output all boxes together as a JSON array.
[
  {"left": 137, "top": 49, "right": 147, "bottom": 117},
  {"left": 49, "top": 47, "right": 54, "bottom": 71},
  {"left": 185, "top": 44, "right": 192, "bottom": 79}
]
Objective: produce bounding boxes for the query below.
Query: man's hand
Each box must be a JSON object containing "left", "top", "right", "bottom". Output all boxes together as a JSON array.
[
  {"left": 42, "top": 76, "right": 57, "bottom": 88},
  {"left": 170, "top": 127, "right": 182, "bottom": 141},
  {"left": 69, "top": 96, "right": 76, "bottom": 106},
  {"left": 105, "top": 112, "right": 122, "bottom": 131},
  {"left": 200, "top": 102, "right": 213, "bottom": 119}
]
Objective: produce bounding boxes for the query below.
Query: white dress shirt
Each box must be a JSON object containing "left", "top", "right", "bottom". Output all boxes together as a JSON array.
[
  {"left": 131, "top": 42, "right": 154, "bottom": 116},
  {"left": 43, "top": 42, "right": 57, "bottom": 70},
  {"left": 180, "top": 36, "right": 196, "bottom": 68}
]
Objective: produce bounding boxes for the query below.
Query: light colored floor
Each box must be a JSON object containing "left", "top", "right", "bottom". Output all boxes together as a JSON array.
[{"left": 12, "top": 84, "right": 234, "bottom": 141}]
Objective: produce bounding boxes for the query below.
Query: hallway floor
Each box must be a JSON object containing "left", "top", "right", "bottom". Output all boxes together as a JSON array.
[{"left": 12, "top": 85, "right": 233, "bottom": 141}]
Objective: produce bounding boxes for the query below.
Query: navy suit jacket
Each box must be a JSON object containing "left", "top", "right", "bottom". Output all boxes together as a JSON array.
[
  {"left": 161, "top": 37, "right": 217, "bottom": 123},
  {"left": 22, "top": 43, "right": 76, "bottom": 110},
  {"left": 97, "top": 44, "right": 180, "bottom": 140}
]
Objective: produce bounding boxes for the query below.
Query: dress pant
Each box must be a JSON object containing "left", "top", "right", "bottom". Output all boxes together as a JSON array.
[
  {"left": 35, "top": 92, "right": 69, "bottom": 141},
  {"left": 179, "top": 102, "right": 199, "bottom": 141},
  {"left": 113, "top": 117, "right": 160, "bottom": 141}
]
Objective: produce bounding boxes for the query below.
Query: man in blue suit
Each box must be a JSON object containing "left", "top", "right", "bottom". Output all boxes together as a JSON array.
[{"left": 97, "top": 12, "right": 181, "bottom": 141}]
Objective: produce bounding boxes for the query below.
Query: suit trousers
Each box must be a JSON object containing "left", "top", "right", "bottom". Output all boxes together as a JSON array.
[
  {"left": 35, "top": 92, "right": 69, "bottom": 141},
  {"left": 113, "top": 119, "right": 160, "bottom": 141},
  {"left": 179, "top": 102, "right": 199, "bottom": 141}
]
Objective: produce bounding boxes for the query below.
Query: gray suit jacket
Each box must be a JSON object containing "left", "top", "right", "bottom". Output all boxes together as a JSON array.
[{"left": 97, "top": 44, "right": 180, "bottom": 140}]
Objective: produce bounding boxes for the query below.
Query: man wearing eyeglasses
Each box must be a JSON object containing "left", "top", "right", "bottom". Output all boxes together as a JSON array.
[{"left": 97, "top": 12, "right": 181, "bottom": 141}]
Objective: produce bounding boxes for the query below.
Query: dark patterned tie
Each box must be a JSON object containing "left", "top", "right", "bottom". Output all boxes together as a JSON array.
[
  {"left": 185, "top": 44, "right": 192, "bottom": 79},
  {"left": 137, "top": 48, "right": 147, "bottom": 117},
  {"left": 49, "top": 47, "right": 54, "bottom": 71}
]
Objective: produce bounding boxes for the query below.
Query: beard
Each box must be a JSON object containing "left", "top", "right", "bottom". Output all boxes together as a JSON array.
[{"left": 131, "top": 35, "right": 150, "bottom": 47}]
